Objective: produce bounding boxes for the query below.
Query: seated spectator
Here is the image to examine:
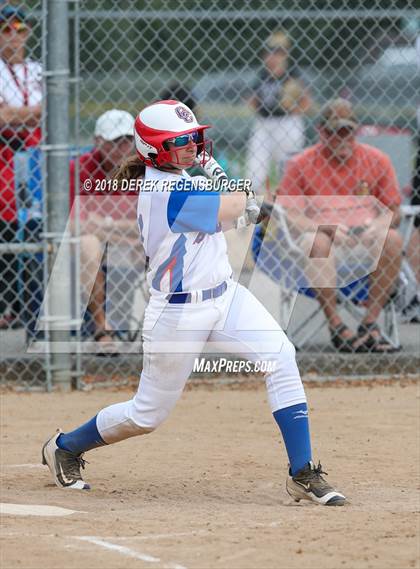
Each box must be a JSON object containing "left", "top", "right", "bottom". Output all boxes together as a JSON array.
[
  {"left": 0, "top": 5, "right": 42, "bottom": 329},
  {"left": 277, "top": 98, "right": 403, "bottom": 353},
  {"left": 70, "top": 109, "right": 139, "bottom": 347}
]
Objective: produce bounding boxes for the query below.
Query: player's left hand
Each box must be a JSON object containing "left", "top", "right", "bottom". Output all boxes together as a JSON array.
[
  {"left": 245, "top": 192, "right": 261, "bottom": 224},
  {"left": 235, "top": 194, "right": 271, "bottom": 228}
]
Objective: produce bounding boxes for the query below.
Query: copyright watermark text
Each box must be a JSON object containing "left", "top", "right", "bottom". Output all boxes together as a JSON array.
[{"left": 81, "top": 178, "right": 252, "bottom": 193}]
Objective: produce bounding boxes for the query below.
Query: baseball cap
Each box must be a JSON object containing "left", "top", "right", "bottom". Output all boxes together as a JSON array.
[
  {"left": 320, "top": 98, "right": 358, "bottom": 131},
  {"left": 0, "top": 5, "right": 27, "bottom": 23},
  {"left": 94, "top": 110, "right": 135, "bottom": 141}
]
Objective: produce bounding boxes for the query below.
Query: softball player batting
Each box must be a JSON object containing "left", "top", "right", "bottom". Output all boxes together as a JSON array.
[{"left": 42, "top": 100, "right": 346, "bottom": 506}]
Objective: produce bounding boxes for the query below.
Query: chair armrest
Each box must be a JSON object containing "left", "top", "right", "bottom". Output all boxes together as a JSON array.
[
  {"left": 270, "top": 202, "right": 306, "bottom": 256},
  {"left": 401, "top": 204, "right": 420, "bottom": 218},
  {"left": 399, "top": 205, "right": 420, "bottom": 251}
]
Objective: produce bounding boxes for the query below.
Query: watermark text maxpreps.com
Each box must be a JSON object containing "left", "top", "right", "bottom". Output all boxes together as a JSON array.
[{"left": 193, "top": 358, "right": 276, "bottom": 374}]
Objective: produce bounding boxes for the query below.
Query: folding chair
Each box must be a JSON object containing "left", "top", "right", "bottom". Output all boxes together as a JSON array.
[
  {"left": 252, "top": 203, "right": 402, "bottom": 350},
  {"left": 76, "top": 239, "right": 148, "bottom": 345},
  {"left": 103, "top": 241, "right": 149, "bottom": 342}
]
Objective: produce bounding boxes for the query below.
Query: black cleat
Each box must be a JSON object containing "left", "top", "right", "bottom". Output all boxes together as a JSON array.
[
  {"left": 286, "top": 461, "right": 346, "bottom": 506},
  {"left": 41, "top": 430, "right": 90, "bottom": 490}
]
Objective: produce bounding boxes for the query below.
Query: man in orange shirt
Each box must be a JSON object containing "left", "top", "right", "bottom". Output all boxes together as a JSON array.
[{"left": 277, "top": 98, "right": 402, "bottom": 352}]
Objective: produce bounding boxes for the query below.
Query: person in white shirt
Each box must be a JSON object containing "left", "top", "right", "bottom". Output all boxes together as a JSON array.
[{"left": 246, "top": 30, "right": 311, "bottom": 194}]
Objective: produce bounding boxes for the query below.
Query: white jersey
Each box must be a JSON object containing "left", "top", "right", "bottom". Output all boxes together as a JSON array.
[
  {"left": 137, "top": 166, "right": 232, "bottom": 294},
  {"left": 0, "top": 58, "right": 42, "bottom": 107}
]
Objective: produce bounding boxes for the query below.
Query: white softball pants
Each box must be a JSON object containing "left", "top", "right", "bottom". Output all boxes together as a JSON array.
[
  {"left": 246, "top": 115, "right": 305, "bottom": 194},
  {"left": 96, "top": 281, "right": 307, "bottom": 444}
]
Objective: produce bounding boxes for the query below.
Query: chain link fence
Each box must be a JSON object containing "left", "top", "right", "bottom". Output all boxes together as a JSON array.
[{"left": 0, "top": 0, "right": 419, "bottom": 389}]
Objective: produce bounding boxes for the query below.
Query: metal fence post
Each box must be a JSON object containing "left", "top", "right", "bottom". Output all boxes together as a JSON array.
[{"left": 44, "top": 0, "right": 72, "bottom": 390}]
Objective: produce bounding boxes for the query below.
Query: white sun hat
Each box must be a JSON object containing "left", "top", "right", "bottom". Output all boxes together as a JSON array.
[{"left": 94, "top": 109, "right": 135, "bottom": 141}]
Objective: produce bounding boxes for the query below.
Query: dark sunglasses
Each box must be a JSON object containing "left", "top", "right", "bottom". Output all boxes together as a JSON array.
[
  {"left": 324, "top": 126, "right": 355, "bottom": 137},
  {"left": 166, "top": 131, "right": 199, "bottom": 147}
]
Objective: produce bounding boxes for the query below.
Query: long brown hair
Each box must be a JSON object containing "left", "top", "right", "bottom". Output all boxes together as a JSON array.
[{"left": 113, "top": 154, "right": 146, "bottom": 185}]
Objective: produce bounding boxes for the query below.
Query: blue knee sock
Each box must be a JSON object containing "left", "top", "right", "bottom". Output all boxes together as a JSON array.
[
  {"left": 273, "top": 403, "right": 312, "bottom": 476},
  {"left": 57, "top": 415, "right": 106, "bottom": 455}
]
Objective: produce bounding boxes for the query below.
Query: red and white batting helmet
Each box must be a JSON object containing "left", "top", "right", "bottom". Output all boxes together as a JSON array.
[{"left": 134, "top": 100, "right": 212, "bottom": 168}]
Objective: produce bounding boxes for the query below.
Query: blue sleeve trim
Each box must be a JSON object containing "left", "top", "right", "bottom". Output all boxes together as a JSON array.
[{"left": 167, "top": 188, "right": 220, "bottom": 234}]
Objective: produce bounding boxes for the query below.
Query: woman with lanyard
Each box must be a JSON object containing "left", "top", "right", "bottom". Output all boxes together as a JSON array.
[{"left": 0, "top": 5, "right": 42, "bottom": 328}]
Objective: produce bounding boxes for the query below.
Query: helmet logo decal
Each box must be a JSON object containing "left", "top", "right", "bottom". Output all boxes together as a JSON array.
[{"left": 175, "top": 105, "right": 194, "bottom": 123}]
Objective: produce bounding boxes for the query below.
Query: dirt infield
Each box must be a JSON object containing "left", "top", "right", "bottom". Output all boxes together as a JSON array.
[{"left": 1, "top": 381, "right": 419, "bottom": 569}]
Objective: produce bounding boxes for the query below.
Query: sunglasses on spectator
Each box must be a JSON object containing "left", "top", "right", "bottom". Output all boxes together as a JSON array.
[
  {"left": 166, "top": 131, "right": 199, "bottom": 147},
  {"left": 0, "top": 21, "right": 28, "bottom": 33},
  {"left": 324, "top": 126, "right": 355, "bottom": 137}
]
